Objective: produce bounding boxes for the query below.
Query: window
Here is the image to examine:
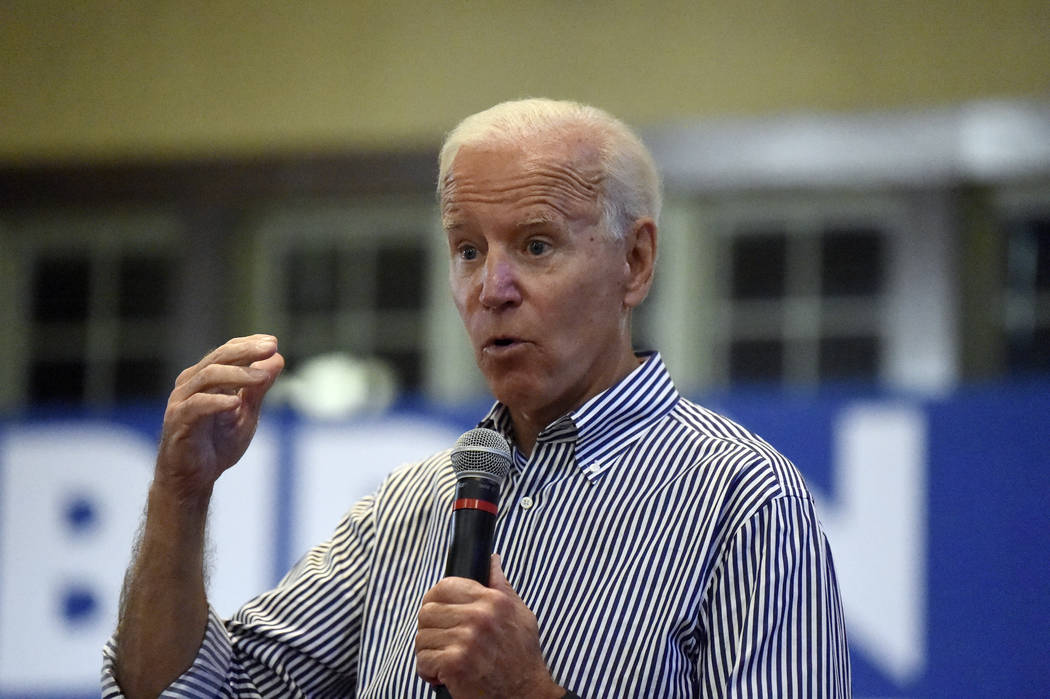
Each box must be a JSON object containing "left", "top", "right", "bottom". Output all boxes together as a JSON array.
[
  {"left": 710, "top": 199, "right": 892, "bottom": 387},
  {"left": 1001, "top": 188, "right": 1050, "bottom": 375},
  {"left": 12, "top": 212, "right": 181, "bottom": 406},
  {"left": 251, "top": 203, "right": 433, "bottom": 393}
]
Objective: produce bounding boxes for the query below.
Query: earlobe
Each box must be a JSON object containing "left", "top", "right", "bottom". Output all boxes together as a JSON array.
[{"left": 623, "top": 218, "right": 657, "bottom": 308}]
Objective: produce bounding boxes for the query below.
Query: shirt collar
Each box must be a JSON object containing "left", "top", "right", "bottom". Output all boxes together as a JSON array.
[{"left": 478, "top": 351, "right": 681, "bottom": 480}]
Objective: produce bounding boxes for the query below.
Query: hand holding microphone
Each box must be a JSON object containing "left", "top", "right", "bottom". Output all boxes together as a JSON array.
[{"left": 415, "top": 428, "right": 565, "bottom": 699}]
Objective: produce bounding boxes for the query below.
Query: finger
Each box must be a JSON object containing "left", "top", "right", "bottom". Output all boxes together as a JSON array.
[
  {"left": 417, "top": 598, "right": 471, "bottom": 632},
  {"left": 163, "top": 391, "right": 242, "bottom": 432},
  {"left": 418, "top": 585, "right": 504, "bottom": 633},
  {"left": 420, "top": 576, "right": 488, "bottom": 606},
  {"left": 249, "top": 351, "right": 285, "bottom": 376},
  {"left": 190, "top": 335, "right": 274, "bottom": 374},
  {"left": 240, "top": 352, "right": 285, "bottom": 414},
  {"left": 415, "top": 637, "right": 469, "bottom": 687},
  {"left": 176, "top": 335, "right": 278, "bottom": 387},
  {"left": 414, "top": 646, "right": 444, "bottom": 686},
  {"left": 414, "top": 626, "right": 461, "bottom": 652},
  {"left": 171, "top": 363, "right": 272, "bottom": 403},
  {"left": 488, "top": 554, "right": 516, "bottom": 597}
]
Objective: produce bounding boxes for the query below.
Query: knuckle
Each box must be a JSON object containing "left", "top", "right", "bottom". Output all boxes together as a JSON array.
[
  {"left": 471, "top": 608, "right": 498, "bottom": 635},
  {"left": 492, "top": 593, "right": 516, "bottom": 615},
  {"left": 460, "top": 606, "right": 490, "bottom": 636},
  {"left": 416, "top": 602, "right": 435, "bottom": 627},
  {"left": 197, "top": 363, "right": 223, "bottom": 381},
  {"left": 165, "top": 395, "right": 193, "bottom": 420},
  {"left": 194, "top": 363, "right": 235, "bottom": 391},
  {"left": 446, "top": 644, "right": 470, "bottom": 671},
  {"left": 460, "top": 624, "right": 480, "bottom": 651}
]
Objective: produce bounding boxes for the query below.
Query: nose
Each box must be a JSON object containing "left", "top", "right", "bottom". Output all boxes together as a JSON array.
[{"left": 479, "top": 250, "right": 522, "bottom": 310}]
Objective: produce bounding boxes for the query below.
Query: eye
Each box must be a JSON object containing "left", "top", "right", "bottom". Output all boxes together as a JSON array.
[
  {"left": 458, "top": 245, "right": 480, "bottom": 261},
  {"left": 526, "top": 239, "right": 550, "bottom": 256}
]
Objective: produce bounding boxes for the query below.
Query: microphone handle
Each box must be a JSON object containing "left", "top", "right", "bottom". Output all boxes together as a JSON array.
[
  {"left": 444, "top": 476, "right": 499, "bottom": 582},
  {"left": 433, "top": 477, "right": 500, "bottom": 697}
]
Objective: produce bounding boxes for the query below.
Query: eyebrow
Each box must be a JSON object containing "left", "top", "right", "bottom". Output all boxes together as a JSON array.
[
  {"left": 516, "top": 214, "right": 559, "bottom": 230},
  {"left": 441, "top": 210, "right": 469, "bottom": 232},
  {"left": 442, "top": 213, "right": 563, "bottom": 234}
]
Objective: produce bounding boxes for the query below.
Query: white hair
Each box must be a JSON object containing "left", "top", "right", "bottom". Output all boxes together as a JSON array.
[{"left": 437, "top": 98, "right": 662, "bottom": 239}]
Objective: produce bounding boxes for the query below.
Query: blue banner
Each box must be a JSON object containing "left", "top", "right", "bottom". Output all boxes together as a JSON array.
[{"left": 1, "top": 382, "right": 1047, "bottom": 697}]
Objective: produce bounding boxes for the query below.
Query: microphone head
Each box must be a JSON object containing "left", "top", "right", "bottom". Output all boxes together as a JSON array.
[{"left": 451, "top": 428, "right": 511, "bottom": 484}]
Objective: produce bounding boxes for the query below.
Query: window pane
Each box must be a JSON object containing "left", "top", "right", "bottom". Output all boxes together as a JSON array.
[
  {"left": 32, "top": 255, "right": 91, "bottom": 322},
  {"left": 29, "top": 360, "right": 86, "bottom": 404},
  {"left": 115, "top": 359, "right": 167, "bottom": 400},
  {"left": 1005, "top": 214, "right": 1050, "bottom": 375},
  {"left": 1036, "top": 219, "right": 1050, "bottom": 292},
  {"left": 285, "top": 247, "right": 342, "bottom": 314},
  {"left": 819, "top": 336, "right": 880, "bottom": 380},
  {"left": 119, "top": 255, "right": 173, "bottom": 320},
  {"left": 1013, "top": 217, "right": 1050, "bottom": 292},
  {"left": 730, "top": 232, "right": 787, "bottom": 300},
  {"left": 379, "top": 349, "right": 423, "bottom": 391},
  {"left": 729, "top": 339, "right": 784, "bottom": 382},
  {"left": 1007, "top": 326, "right": 1050, "bottom": 374},
  {"left": 375, "top": 244, "right": 425, "bottom": 311},
  {"left": 821, "top": 227, "right": 884, "bottom": 297}
]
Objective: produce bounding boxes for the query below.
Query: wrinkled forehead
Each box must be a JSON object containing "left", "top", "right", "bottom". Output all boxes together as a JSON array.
[{"left": 440, "top": 132, "right": 605, "bottom": 226}]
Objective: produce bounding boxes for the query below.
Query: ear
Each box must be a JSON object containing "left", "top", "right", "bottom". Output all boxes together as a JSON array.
[{"left": 623, "top": 217, "right": 657, "bottom": 309}]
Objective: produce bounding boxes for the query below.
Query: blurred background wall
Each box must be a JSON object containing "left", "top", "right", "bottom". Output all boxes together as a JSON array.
[
  {"left": 1, "top": 2, "right": 1048, "bottom": 697},
  {"left": 2, "top": 0, "right": 1049, "bottom": 407},
  {"left": 3, "top": 1, "right": 1049, "bottom": 160}
]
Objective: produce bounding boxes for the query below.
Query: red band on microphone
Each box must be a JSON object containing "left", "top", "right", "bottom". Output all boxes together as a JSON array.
[{"left": 453, "top": 498, "right": 498, "bottom": 515}]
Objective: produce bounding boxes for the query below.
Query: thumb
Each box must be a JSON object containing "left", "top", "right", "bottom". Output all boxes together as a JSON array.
[
  {"left": 241, "top": 352, "right": 285, "bottom": 413},
  {"left": 488, "top": 554, "right": 517, "bottom": 596}
]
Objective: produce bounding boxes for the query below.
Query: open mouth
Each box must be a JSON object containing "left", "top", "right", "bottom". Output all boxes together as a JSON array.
[{"left": 484, "top": 337, "right": 524, "bottom": 352}]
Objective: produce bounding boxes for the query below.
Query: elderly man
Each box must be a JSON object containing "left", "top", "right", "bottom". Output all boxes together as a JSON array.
[{"left": 105, "top": 99, "right": 850, "bottom": 697}]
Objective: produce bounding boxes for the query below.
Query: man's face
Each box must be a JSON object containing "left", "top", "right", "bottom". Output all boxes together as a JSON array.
[{"left": 442, "top": 134, "right": 642, "bottom": 429}]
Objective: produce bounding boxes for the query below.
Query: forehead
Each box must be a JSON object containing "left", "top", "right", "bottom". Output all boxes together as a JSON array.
[{"left": 441, "top": 134, "right": 603, "bottom": 228}]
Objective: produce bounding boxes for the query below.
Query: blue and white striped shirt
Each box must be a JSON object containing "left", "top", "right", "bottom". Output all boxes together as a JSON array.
[{"left": 103, "top": 352, "right": 850, "bottom": 697}]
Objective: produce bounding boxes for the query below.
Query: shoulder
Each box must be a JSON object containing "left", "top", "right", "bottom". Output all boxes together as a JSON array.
[
  {"left": 667, "top": 397, "right": 813, "bottom": 502},
  {"left": 378, "top": 447, "right": 456, "bottom": 496},
  {"left": 311, "top": 447, "right": 454, "bottom": 562},
  {"left": 360, "top": 447, "right": 458, "bottom": 522}
]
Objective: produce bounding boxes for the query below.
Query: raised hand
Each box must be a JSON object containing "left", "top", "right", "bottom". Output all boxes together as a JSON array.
[
  {"left": 114, "top": 334, "right": 284, "bottom": 698},
  {"left": 153, "top": 334, "right": 284, "bottom": 502}
]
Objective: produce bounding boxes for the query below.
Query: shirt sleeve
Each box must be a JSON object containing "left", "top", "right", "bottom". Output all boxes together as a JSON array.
[
  {"left": 698, "top": 495, "right": 852, "bottom": 697},
  {"left": 101, "top": 494, "right": 378, "bottom": 698}
]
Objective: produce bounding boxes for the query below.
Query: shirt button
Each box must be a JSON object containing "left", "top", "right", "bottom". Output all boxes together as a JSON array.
[{"left": 519, "top": 496, "right": 534, "bottom": 510}]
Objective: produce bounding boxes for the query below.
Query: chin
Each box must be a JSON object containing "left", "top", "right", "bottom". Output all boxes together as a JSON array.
[{"left": 487, "top": 378, "right": 543, "bottom": 411}]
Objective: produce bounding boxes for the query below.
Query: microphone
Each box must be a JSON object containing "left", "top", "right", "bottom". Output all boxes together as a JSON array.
[
  {"left": 443, "top": 427, "right": 512, "bottom": 583},
  {"left": 434, "top": 428, "right": 511, "bottom": 698}
]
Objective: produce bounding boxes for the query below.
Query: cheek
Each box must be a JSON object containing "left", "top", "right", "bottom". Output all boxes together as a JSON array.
[
  {"left": 548, "top": 286, "right": 608, "bottom": 338},
  {"left": 449, "top": 272, "right": 473, "bottom": 314},
  {"left": 566, "top": 286, "right": 627, "bottom": 342},
  {"left": 571, "top": 271, "right": 623, "bottom": 312}
]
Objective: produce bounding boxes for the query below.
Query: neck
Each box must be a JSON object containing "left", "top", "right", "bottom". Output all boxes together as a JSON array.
[
  {"left": 507, "top": 350, "right": 643, "bottom": 459},
  {"left": 508, "top": 412, "right": 543, "bottom": 459}
]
